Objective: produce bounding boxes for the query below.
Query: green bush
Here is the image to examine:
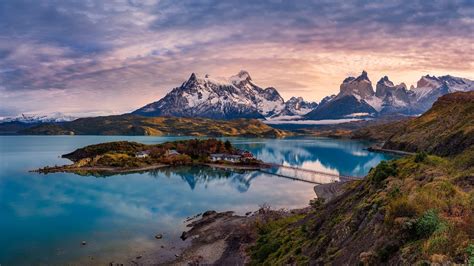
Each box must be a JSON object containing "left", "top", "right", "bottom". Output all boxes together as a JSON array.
[
  {"left": 371, "top": 161, "right": 398, "bottom": 185},
  {"left": 309, "top": 198, "right": 325, "bottom": 209},
  {"left": 415, "top": 209, "right": 444, "bottom": 238},
  {"left": 414, "top": 152, "right": 428, "bottom": 163},
  {"left": 466, "top": 244, "right": 474, "bottom": 265}
]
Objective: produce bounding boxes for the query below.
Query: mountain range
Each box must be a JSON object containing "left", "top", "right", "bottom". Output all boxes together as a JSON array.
[
  {"left": 1, "top": 70, "right": 473, "bottom": 127},
  {"left": 306, "top": 71, "right": 474, "bottom": 119},
  {"left": 133, "top": 70, "right": 474, "bottom": 121},
  {"left": 0, "top": 112, "right": 76, "bottom": 124},
  {"left": 133, "top": 70, "right": 318, "bottom": 120}
]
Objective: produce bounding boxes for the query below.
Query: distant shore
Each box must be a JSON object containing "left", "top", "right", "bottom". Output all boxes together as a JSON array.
[{"left": 366, "top": 146, "right": 415, "bottom": 156}]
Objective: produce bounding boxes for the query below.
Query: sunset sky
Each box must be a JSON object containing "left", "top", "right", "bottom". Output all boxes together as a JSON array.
[{"left": 1, "top": 0, "right": 473, "bottom": 117}]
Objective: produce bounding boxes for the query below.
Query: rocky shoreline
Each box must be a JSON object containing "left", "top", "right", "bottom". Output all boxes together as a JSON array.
[{"left": 121, "top": 182, "right": 348, "bottom": 265}]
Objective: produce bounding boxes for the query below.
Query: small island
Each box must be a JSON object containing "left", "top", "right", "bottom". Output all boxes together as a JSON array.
[{"left": 34, "top": 139, "right": 267, "bottom": 174}]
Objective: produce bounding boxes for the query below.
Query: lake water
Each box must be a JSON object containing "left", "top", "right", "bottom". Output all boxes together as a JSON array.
[{"left": 0, "top": 136, "right": 393, "bottom": 265}]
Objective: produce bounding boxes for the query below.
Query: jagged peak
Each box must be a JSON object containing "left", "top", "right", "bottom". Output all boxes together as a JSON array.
[
  {"left": 377, "top": 76, "right": 394, "bottom": 87},
  {"left": 231, "top": 69, "right": 251, "bottom": 80},
  {"left": 287, "top": 96, "right": 304, "bottom": 102},
  {"left": 189, "top": 72, "right": 198, "bottom": 81},
  {"left": 354, "top": 70, "right": 370, "bottom": 82},
  {"left": 343, "top": 76, "right": 355, "bottom": 83},
  {"left": 417, "top": 74, "right": 442, "bottom": 88}
]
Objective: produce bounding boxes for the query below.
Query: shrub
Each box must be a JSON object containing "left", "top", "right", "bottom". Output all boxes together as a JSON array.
[
  {"left": 415, "top": 152, "right": 428, "bottom": 163},
  {"left": 387, "top": 197, "right": 418, "bottom": 220},
  {"left": 415, "top": 209, "right": 444, "bottom": 238},
  {"left": 466, "top": 244, "right": 474, "bottom": 265},
  {"left": 371, "top": 161, "right": 398, "bottom": 185},
  {"left": 309, "top": 198, "right": 325, "bottom": 209}
]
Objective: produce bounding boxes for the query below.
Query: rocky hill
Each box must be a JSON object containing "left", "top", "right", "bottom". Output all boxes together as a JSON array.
[{"left": 20, "top": 115, "right": 290, "bottom": 138}]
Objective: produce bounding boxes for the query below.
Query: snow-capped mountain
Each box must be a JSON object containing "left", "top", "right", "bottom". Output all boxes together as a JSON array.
[
  {"left": 376, "top": 76, "right": 415, "bottom": 114},
  {"left": 133, "top": 71, "right": 315, "bottom": 120},
  {"left": 305, "top": 71, "right": 474, "bottom": 120},
  {"left": 0, "top": 112, "right": 76, "bottom": 124},
  {"left": 411, "top": 75, "right": 474, "bottom": 111},
  {"left": 275, "top": 97, "right": 318, "bottom": 117},
  {"left": 305, "top": 71, "right": 378, "bottom": 119}
]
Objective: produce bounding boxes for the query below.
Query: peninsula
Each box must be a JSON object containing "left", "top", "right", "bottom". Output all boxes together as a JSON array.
[{"left": 34, "top": 139, "right": 265, "bottom": 174}]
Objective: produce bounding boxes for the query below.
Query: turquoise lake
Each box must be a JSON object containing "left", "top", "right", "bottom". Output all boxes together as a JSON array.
[{"left": 0, "top": 136, "right": 394, "bottom": 265}]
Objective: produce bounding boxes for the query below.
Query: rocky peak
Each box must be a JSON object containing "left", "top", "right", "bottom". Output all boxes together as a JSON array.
[
  {"left": 339, "top": 71, "right": 374, "bottom": 99},
  {"left": 230, "top": 70, "right": 252, "bottom": 87},
  {"left": 417, "top": 75, "right": 441, "bottom": 89},
  {"left": 354, "top": 70, "right": 370, "bottom": 82},
  {"left": 287, "top": 96, "right": 303, "bottom": 103},
  {"left": 376, "top": 76, "right": 396, "bottom": 97},
  {"left": 343, "top": 76, "right": 356, "bottom": 83},
  {"left": 377, "top": 76, "right": 394, "bottom": 87}
]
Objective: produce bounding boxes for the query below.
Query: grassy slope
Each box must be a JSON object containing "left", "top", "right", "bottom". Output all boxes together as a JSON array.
[
  {"left": 249, "top": 148, "right": 474, "bottom": 265},
  {"left": 352, "top": 91, "right": 474, "bottom": 156},
  {"left": 383, "top": 92, "right": 474, "bottom": 156},
  {"left": 249, "top": 92, "right": 474, "bottom": 265},
  {"left": 20, "top": 114, "right": 290, "bottom": 138}
]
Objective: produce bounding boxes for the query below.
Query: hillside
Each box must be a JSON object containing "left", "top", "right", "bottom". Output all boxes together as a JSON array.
[
  {"left": 247, "top": 92, "right": 474, "bottom": 264},
  {"left": 20, "top": 114, "right": 290, "bottom": 138},
  {"left": 352, "top": 91, "right": 474, "bottom": 156},
  {"left": 383, "top": 92, "right": 474, "bottom": 156},
  {"left": 172, "top": 91, "right": 474, "bottom": 265},
  {"left": 248, "top": 148, "right": 473, "bottom": 264}
]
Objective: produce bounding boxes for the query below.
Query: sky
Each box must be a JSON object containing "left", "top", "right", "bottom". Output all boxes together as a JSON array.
[{"left": 0, "top": 0, "right": 473, "bottom": 117}]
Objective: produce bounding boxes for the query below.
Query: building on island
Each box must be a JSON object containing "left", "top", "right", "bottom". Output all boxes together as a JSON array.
[
  {"left": 210, "top": 153, "right": 242, "bottom": 163},
  {"left": 135, "top": 151, "right": 150, "bottom": 158},
  {"left": 165, "top": 149, "right": 180, "bottom": 157}
]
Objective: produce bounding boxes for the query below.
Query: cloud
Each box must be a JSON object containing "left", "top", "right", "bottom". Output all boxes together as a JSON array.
[{"left": 0, "top": 0, "right": 472, "bottom": 116}]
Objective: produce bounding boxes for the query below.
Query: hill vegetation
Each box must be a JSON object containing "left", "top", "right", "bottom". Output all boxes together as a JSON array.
[
  {"left": 352, "top": 91, "right": 474, "bottom": 156},
  {"left": 245, "top": 92, "right": 474, "bottom": 264},
  {"left": 248, "top": 146, "right": 473, "bottom": 264},
  {"left": 20, "top": 114, "right": 290, "bottom": 138}
]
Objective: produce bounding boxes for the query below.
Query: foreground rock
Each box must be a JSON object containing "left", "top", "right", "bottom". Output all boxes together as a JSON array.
[
  {"left": 169, "top": 211, "right": 252, "bottom": 265},
  {"left": 166, "top": 208, "right": 309, "bottom": 265}
]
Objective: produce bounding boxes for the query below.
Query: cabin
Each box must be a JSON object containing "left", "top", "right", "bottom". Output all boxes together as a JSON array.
[
  {"left": 165, "top": 149, "right": 180, "bottom": 157},
  {"left": 135, "top": 151, "right": 150, "bottom": 158},
  {"left": 210, "top": 153, "right": 242, "bottom": 163}
]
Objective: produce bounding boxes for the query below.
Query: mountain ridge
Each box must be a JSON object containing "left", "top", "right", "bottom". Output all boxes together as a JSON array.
[
  {"left": 133, "top": 70, "right": 318, "bottom": 120},
  {"left": 305, "top": 71, "right": 473, "bottom": 120}
]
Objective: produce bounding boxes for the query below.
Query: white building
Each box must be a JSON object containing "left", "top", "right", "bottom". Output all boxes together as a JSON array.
[
  {"left": 135, "top": 151, "right": 150, "bottom": 158},
  {"left": 210, "top": 153, "right": 242, "bottom": 163}
]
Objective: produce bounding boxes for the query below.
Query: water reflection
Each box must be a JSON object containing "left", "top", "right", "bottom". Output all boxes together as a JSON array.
[
  {"left": 148, "top": 166, "right": 258, "bottom": 192},
  {"left": 232, "top": 138, "right": 391, "bottom": 177},
  {"left": 0, "top": 136, "right": 393, "bottom": 265}
]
